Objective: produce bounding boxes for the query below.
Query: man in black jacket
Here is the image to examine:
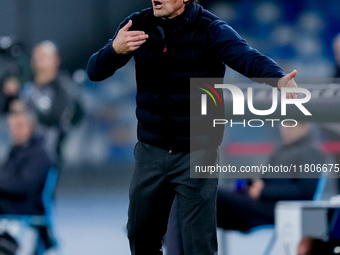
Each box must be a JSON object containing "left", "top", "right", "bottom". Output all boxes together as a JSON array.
[
  {"left": 87, "top": 1, "right": 298, "bottom": 254},
  {"left": 0, "top": 110, "right": 51, "bottom": 215}
]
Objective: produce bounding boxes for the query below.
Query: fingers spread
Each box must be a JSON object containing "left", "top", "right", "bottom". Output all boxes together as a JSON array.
[{"left": 114, "top": 22, "right": 148, "bottom": 54}]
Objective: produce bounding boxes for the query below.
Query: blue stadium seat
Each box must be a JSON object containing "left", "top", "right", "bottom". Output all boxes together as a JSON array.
[{"left": 0, "top": 166, "right": 59, "bottom": 255}]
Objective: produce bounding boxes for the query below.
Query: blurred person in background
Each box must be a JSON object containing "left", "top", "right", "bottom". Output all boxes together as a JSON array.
[
  {"left": 331, "top": 33, "right": 340, "bottom": 169},
  {"left": 165, "top": 123, "right": 325, "bottom": 255},
  {"left": 0, "top": 110, "right": 54, "bottom": 254},
  {"left": 87, "top": 0, "right": 299, "bottom": 254},
  {"left": 321, "top": 33, "right": 340, "bottom": 191},
  {"left": 0, "top": 110, "right": 51, "bottom": 215},
  {"left": 20, "top": 40, "right": 83, "bottom": 164}
]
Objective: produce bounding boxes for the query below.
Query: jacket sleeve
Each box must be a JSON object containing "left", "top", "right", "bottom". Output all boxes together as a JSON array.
[
  {"left": 87, "top": 15, "right": 137, "bottom": 82},
  {"left": 209, "top": 20, "right": 286, "bottom": 86}
]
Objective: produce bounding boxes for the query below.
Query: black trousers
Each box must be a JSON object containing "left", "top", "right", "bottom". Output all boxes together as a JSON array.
[
  {"left": 127, "top": 141, "right": 219, "bottom": 255},
  {"left": 164, "top": 188, "right": 275, "bottom": 255}
]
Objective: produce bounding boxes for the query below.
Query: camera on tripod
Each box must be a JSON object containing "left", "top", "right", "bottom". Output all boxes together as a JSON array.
[
  {"left": 0, "top": 36, "right": 24, "bottom": 80},
  {"left": 0, "top": 36, "right": 27, "bottom": 113}
]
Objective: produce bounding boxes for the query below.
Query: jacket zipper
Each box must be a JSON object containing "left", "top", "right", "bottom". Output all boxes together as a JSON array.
[
  {"left": 158, "top": 22, "right": 187, "bottom": 53},
  {"left": 156, "top": 22, "right": 187, "bottom": 148},
  {"left": 162, "top": 19, "right": 188, "bottom": 53}
]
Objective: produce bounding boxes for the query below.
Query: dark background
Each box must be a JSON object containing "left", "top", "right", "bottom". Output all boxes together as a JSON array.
[
  {"left": 0, "top": 0, "right": 149, "bottom": 72},
  {"left": 1, "top": 0, "right": 340, "bottom": 74}
]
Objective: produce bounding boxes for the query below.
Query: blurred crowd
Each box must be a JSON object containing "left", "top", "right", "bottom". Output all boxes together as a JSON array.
[
  {"left": 0, "top": 40, "right": 83, "bottom": 166},
  {"left": 203, "top": 0, "right": 340, "bottom": 78}
]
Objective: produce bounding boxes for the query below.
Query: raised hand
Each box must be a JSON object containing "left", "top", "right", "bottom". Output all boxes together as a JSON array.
[
  {"left": 112, "top": 20, "right": 149, "bottom": 54},
  {"left": 278, "top": 70, "right": 298, "bottom": 99}
]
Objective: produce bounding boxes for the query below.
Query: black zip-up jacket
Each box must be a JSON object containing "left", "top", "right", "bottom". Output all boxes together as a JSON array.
[{"left": 87, "top": 4, "right": 286, "bottom": 151}]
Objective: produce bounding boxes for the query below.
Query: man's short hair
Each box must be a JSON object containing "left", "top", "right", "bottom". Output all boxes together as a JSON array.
[
  {"left": 33, "top": 40, "right": 60, "bottom": 58},
  {"left": 186, "top": 0, "right": 199, "bottom": 5}
]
